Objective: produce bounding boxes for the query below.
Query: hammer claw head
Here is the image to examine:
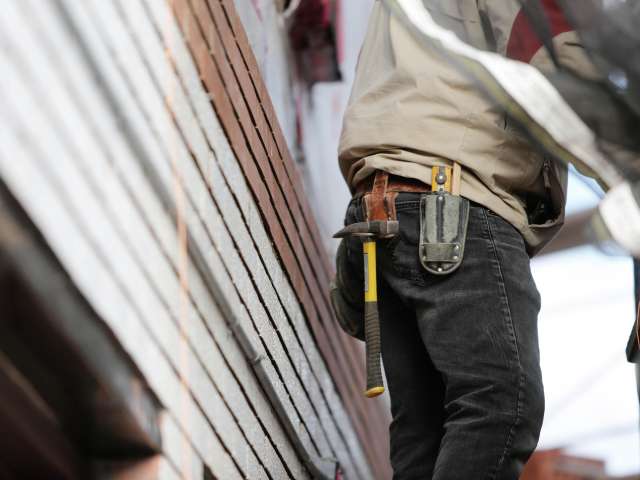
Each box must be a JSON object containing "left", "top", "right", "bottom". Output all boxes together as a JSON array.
[
  {"left": 333, "top": 220, "right": 399, "bottom": 239},
  {"left": 333, "top": 223, "right": 374, "bottom": 238}
]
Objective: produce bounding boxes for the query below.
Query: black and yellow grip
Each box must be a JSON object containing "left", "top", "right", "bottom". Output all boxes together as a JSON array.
[{"left": 363, "top": 239, "right": 384, "bottom": 398}]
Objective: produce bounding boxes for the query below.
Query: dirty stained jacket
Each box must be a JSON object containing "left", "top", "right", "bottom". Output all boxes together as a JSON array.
[{"left": 338, "top": 0, "right": 599, "bottom": 256}]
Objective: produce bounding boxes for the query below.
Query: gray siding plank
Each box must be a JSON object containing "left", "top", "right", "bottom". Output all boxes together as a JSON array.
[
  {"left": 15, "top": 0, "right": 309, "bottom": 477},
  {"left": 0, "top": 109, "right": 210, "bottom": 480},
  {"left": 1, "top": 0, "right": 375, "bottom": 477},
  {"left": 139, "top": 2, "right": 372, "bottom": 478},
  {"left": 27, "top": 7, "right": 287, "bottom": 480},
  {"left": 52, "top": 0, "right": 312, "bottom": 472},
  {"left": 146, "top": 3, "right": 374, "bottom": 478},
  {"left": 1, "top": 3, "right": 263, "bottom": 479},
  {"left": 0, "top": 67, "right": 241, "bottom": 480},
  {"left": 78, "top": 0, "right": 333, "bottom": 463}
]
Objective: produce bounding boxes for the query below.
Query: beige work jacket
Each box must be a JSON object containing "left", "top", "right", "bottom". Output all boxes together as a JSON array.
[{"left": 339, "top": 0, "right": 598, "bottom": 256}]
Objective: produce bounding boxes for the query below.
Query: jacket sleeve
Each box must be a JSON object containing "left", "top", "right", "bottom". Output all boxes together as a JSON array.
[
  {"left": 475, "top": 0, "right": 597, "bottom": 76},
  {"left": 476, "top": 0, "right": 606, "bottom": 182}
]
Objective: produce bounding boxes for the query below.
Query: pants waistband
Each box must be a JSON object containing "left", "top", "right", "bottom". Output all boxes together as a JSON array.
[{"left": 354, "top": 173, "right": 431, "bottom": 197}]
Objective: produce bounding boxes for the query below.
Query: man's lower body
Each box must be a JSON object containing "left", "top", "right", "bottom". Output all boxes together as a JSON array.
[{"left": 340, "top": 192, "right": 544, "bottom": 480}]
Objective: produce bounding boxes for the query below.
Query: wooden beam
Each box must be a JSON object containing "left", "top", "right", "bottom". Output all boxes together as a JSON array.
[
  {"left": 0, "top": 182, "right": 162, "bottom": 457},
  {"left": 0, "top": 350, "right": 83, "bottom": 480}
]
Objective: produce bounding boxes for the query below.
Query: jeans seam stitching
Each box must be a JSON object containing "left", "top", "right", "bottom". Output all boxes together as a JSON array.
[{"left": 484, "top": 209, "right": 525, "bottom": 480}]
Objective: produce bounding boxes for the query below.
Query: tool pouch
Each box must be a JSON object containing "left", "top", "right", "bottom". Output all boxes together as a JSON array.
[{"left": 419, "top": 192, "right": 470, "bottom": 275}]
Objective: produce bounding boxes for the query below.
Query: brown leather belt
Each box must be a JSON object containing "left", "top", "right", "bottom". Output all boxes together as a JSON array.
[
  {"left": 355, "top": 172, "right": 431, "bottom": 197},
  {"left": 356, "top": 171, "right": 430, "bottom": 222}
]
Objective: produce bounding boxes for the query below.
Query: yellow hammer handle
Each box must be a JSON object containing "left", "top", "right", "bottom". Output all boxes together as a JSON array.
[{"left": 363, "top": 239, "right": 384, "bottom": 398}]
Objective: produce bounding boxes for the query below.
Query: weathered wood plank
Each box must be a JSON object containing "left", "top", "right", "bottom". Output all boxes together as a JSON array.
[
  {"left": 48, "top": 11, "right": 310, "bottom": 476},
  {"left": 2, "top": 0, "right": 389, "bottom": 476},
  {"left": 216, "top": 0, "right": 392, "bottom": 465},
  {"left": 19, "top": 4, "right": 302, "bottom": 480},
  {"left": 0, "top": 93, "right": 226, "bottom": 480},
  {"left": 171, "top": 0, "right": 390, "bottom": 467},
  {"left": 219, "top": 0, "right": 334, "bottom": 275},
  {"left": 84, "top": 0, "right": 337, "bottom": 463},
  {"left": 121, "top": 0, "right": 352, "bottom": 459},
  {"left": 0, "top": 108, "right": 212, "bottom": 480},
  {"left": 1, "top": 3, "right": 278, "bottom": 480},
  {"left": 146, "top": 1, "right": 384, "bottom": 476},
  {"left": 23, "top": 0, "right": 328, "bottom": 476},
  {"left": 84, "top": 0, "right": 326, "bottom": 462},
  {"left": 137, "top": 2, "right": 376, "bottom": 476},
  {"left": 120, "top": 1, "right": 380, "bottom": 477},
  {"left": 201, "top": 0, "right": 331, "bottom": 292},
  {"left": 170, "top": 0, "right": 379, "bottom": 447}
]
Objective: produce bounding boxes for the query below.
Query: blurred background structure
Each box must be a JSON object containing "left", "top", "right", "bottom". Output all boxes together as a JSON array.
[
  {"left": 526, "top": 174, "right": 640, "bottom": 478},
  {"left": 0, "top": 0, "right": 638, "bottom": 479}
]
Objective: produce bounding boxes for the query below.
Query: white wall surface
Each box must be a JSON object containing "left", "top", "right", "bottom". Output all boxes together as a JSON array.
[{"left": 533, "top": 175, "right": 640, "bottom": 476}]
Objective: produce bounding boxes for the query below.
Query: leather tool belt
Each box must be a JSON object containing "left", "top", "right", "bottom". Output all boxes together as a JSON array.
[
  {"left": 356, "top": 172, "right": 430, "bottom": 222},
  {"left": 355, "top": 173, "right": 431, "bottom": 196},
  {"left": 357, "top": 167, "right": 470, "bottom": 276}
]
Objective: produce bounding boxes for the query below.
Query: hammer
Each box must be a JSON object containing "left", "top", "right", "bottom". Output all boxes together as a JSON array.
[{"left": 334, "top": 220, "right": 399, "bottom": 397}]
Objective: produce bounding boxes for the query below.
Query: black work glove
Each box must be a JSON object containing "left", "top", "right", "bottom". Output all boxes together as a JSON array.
[{"left": 329, "top": 238, "right": 365, "bottom": 341}]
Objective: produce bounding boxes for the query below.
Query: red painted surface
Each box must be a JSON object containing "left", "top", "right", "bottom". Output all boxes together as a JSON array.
[{"left": 506, "top": 0, "right": 572, "bottom": 63}]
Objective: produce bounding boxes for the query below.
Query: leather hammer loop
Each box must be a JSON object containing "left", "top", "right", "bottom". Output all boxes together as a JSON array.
[{"left": 359, "top": 171, "right": 431, "bottom": 222}]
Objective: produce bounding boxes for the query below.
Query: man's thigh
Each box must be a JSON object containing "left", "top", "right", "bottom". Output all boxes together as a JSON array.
[
  {"left": 380, "top": 199, "right": 543, "bottom": 479},
  {"left": 379, "top": 279, "right": 445, "bottom": 479}
]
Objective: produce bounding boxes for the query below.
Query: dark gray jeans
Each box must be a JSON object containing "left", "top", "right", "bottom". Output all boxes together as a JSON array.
[{"left": 340, "top": 193, "right": 544, "bottom": 480}]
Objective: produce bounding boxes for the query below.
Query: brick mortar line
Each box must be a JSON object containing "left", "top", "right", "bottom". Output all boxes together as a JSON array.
[
  {"left": 198, "top": 0, "right": 335, "bottom": 328},
  {"left": 173, "top": 0, "right": 391, "bottom": 470},
  {"left": 218, "top": 0, "right": 333, "bottom": 276},
  {"left": 204, "top": 0, "right": 332, "bottom": 289},
  {"left": 153, "top": 2, "right": 372, "bottom": 474},
  {"left": 177, "top": 0, "right": 368, "bottom": 399}
]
